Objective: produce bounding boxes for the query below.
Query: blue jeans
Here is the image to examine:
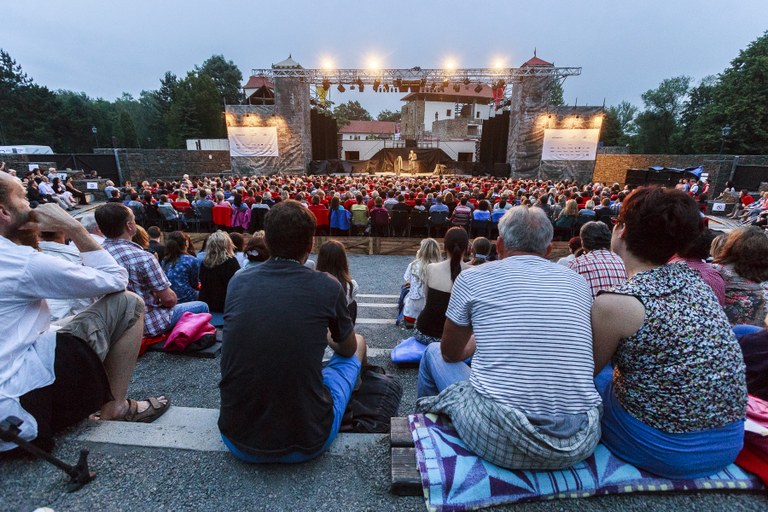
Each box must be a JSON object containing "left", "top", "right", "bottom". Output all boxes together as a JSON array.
[
  {"left": 168, "top": 301, "right": 209, "bottom": 329},
  {"left": 733, "top": 324, "right": 763, "bottom": 339},
  {"left": 417, "top": 342, "right": 471, "bottom": 398},
  {"left": 595, "top": 366, "right": 743, "bottom": 479},
  {"left": 222, "top": 353, "right": 362, "bottom": 463}
]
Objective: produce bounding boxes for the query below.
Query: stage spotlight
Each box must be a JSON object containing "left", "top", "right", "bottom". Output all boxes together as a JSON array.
[
  {"left": 337, "top": 84, "right": 345, "bottom": 93},
  {"left": 322, "top": 79, "right": 331, "bottom": 91},
  {"left": 463, "top": 77, "right": 470, "bottom": 85},
  {"left": 357, "top": 79, "right": 365, "bottom": 92},
  {"left": 393, "top": 78, "right": 402, "bottom": 88},
  {"left": 442, "top": 78, "right": 449, "bottom": 88},
  {"left": 453, "top": 84, "right": 461, "bottom": 92},
  {"left": 474, "top": 84, "right": 483, "bottom": 93},
  {"left": 373, "top": 79, "right": 380, "bottom": 90}
]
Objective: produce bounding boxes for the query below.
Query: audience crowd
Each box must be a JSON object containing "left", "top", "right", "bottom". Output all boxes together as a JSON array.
[{"left": 2, "top": 164, "right": 768, "bottom": 487}]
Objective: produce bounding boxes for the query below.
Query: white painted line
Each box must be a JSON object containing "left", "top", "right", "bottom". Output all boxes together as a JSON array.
[
  {"left": 74, "top": 406, "right": 385, "bottom": 455},
  {"left": 367, "top": 348, "right": 391, "bottom": 358},
  {"left": 355, "top": 318, "right": 396, "bottom": 325},
  {"left": 357, "top": 303, "right": 398, "bottom": 308},
  {"left": 357, "top": 294, "right": 399, "bottom": 299}
]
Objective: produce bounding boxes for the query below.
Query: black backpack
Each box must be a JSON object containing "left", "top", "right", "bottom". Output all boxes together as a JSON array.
[{"left": 340, "top": 365, "right": 402, "bottom": 433}]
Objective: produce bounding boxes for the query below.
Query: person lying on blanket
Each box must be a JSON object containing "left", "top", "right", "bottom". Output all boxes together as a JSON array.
[
  {"left": 0, "top": 172, "right": 170, "bottom": 454},
  {"left": 592, "top": 186, "right": 747, "bottom": 479},
  {"left": 416, "top": 205, "right": 603, "bottom": 470},
  {"left": 218, "top": 200, "right": 368, "bottom": 463}
]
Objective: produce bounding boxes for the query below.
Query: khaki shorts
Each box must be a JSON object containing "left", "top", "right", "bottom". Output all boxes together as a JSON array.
[{"left": 57, "top": 291, "right": 144, "bottom": 361}]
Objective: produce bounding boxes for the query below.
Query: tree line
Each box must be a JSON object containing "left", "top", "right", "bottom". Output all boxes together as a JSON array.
[
  {"left": 601, "top": 31, "right": 768, "bottom": 155},
  {"left": 0, "top": 52, "right": 242, "bottom": 152}
]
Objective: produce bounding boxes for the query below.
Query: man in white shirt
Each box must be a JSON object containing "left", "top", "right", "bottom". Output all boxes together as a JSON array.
[{"left": 0, "top": 173, "right": 169, "bottom": 453}]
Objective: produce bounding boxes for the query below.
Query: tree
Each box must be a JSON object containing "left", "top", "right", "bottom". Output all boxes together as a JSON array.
[
  {"left": 679, "top": 76, "right": 720, "bottom": 153},
  {"left": 634, "top": 76, "right": 691, "bottom": 153},
  {"left": 197, "top": 55, "right": 243, "bottom": 105},
  {"left": 333, "top": 100, "right": 372, "bottom": 127},
  {"left": 547, "top": 79, "right": 564, "bottom": 107},
  {"left": 377, "top": 109, "right": 401, "bottom": 122},
  {"left": 600, "top": 101, "right": 638, "bottom": 147}
]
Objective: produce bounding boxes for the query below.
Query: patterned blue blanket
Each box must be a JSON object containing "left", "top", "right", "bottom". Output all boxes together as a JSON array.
[{"left": 409, "top": 413, "right": 763, "bottom": 511}]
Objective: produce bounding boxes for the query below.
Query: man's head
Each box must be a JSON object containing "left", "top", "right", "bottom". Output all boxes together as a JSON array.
[
  {"left": 95, "top": 203, "right": 136, "bottom": 239},
  {"left": 496, "top": 206, "right": 553, "bottom": 257},
  {"left": 579, "top": 221, "right": 612, "bottom": 252},
  {"left": 264, "top": 200, "right": 316, "bottom": 261},
  {"left": 147, "top": 225, "right": 162, "bottom": 240},
  {"left": 0, "top": 171, "right": 35, "bottom": 244},
  {"left": 80, "top": 212, "right": 103, "bottom": 236}
]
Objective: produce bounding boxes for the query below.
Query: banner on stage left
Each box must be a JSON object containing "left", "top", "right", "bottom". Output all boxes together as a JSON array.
[
  {"left": 541, "top": 129, "right": 600, "bottom": 161},
  {"left": 227, "top": 126, "right": 279, "bottom": 157}
]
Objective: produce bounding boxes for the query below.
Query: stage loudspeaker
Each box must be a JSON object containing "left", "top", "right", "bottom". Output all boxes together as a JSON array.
[
  {"left": 492, "top": 163, "right": 511, "bottom": 177},
  {"left": 405, "top": 139, "right": 417, "bottom": 148}
]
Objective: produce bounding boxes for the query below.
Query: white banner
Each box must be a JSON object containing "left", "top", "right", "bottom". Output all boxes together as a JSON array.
[
  {"left": 227, "top": 126, "right": 279, "bottom": 157},
  {"left": 541, "top": 129, "right": 600, "bottom": 161}
]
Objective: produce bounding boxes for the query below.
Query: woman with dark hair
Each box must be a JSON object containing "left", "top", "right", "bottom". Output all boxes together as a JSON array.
[
  {"left": 231, "top": 193, "right": 251, "bottom": 234},
  {"left": 316, "top": 240, "right": 359, "bottom": 323},
  {"left": 162, "top": 231, "right": 201, "bottom": 303},
  {"left": 199, "top": 231, "right": 241, "bottom": 313},
  {"left": 472, "top": 200, "right": 491, "bottom": 221},
  {"left": 64, "top": 176, "right": 89, "bottom": 205},
  {"left": 414, "top": 227, "right": 470, "bottom": 345},
  {"left": 229, "top": 232, "right": 246, "bottom": 267},
  {"left": 241, "top": 232, "right": 270, "bottom": 269},
  {"left": 592, "top": 186, "right": 747, "bottom": 479},
  {"left": 329, "top": 196, "right": 351, "bottom": 236},
  {"left": 713, "top": 226, "right": 768, "bottom": 326}
]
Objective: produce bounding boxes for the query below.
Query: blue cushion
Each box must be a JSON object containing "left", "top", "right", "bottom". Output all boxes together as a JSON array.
[{"left": 391, "top": 337, "right": 427, "bottom": 364}]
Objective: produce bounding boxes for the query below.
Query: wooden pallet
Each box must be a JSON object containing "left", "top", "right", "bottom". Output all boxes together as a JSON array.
[{"left": 390, "top": 417, "right": 422, "bottom": 496}]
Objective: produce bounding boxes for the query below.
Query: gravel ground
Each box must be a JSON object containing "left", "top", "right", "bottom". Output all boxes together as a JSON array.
[{"left": 2, "top": 254, "right": 767, "bottom": 511}]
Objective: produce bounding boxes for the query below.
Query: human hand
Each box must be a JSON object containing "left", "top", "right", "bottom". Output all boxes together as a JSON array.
[{"left": 28, "top": 203, "right": 81, "bottom": 234}]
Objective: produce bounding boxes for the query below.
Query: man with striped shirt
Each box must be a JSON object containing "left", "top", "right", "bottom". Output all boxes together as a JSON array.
[{"left": 416, "top": 206, "right": 602, "bottom": 470}]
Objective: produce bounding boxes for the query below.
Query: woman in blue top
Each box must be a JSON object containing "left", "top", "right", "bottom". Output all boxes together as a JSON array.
[
  {"left": 329, "top": 196, "right": 351, "bottom": 235},
  {"left": 161, "top": 231, "right": 201, "bottom": 303},
  {"left": 472, "top": 200, "right": 492, "bottom": 221}
]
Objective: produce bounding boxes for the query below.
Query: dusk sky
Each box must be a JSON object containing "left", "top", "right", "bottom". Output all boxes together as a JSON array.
[{"left": 5, "top": 1, "right": 766, "bottom": 116}]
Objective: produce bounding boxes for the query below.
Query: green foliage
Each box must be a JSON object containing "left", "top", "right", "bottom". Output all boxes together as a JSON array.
[
  {"left": 333, "top": 100, "right": 372, "bottom": 127},
  {"left": 377, "top": 109, "right": 402, "bottom": 122},
  {"left": 196, "top": 55, "right": 243, "bottom": 105},
  {"left": 547, "top": 80, "right": 565, "bottom": 107},
  {"left": 601, "top": 101, "right": 638, "bottom": 147},
  {"left": 633, "top": 76, "right": 691, "bottom": 153}
]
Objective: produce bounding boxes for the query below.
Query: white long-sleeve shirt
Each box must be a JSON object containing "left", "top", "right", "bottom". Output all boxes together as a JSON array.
[{"left": 0, "top": 236, "right": 128, "bottom": 451}]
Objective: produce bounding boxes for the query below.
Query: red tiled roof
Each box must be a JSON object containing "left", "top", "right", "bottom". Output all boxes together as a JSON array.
[
  {"left": 400, "top": 83, "right": 494, "bottom": 102},
  {"left": 338, "top": 120, "right": 398, "bottom": 134},
  {"left": 522, "top": 56, "right": 553, "bottom": 67},
  {"left": 244, "top": 76, "right": 274, "bottom": 89}
]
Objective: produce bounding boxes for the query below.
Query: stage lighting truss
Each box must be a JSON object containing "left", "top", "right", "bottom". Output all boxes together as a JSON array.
[{"left": 251, "top": 66, "right": 581, "bottom": 89}]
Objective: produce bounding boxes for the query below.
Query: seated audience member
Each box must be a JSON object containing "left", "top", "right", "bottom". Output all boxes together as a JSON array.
[
  {"left": 416, "top": 206, "right": 601, "bottom": 470},
  {"left": 240, "top": 232, "right": 269, "bottom": 269},
  {"left": 668, "top": 228, "right": 726, "bottom": 306},
  {"left": 103, "top": 180, "right": 118, "bottom": 200},
  {"left": 231, "top": 194, "right": 251, "bottom": 233},
  {"left": 229, "top": 232, "right": 247, "bottom": 268},
  {"left": 567, "top": 221, "right": 627, "bottom": 299},
  {"left": 0, "top": 177, "right": 169, "bottom": 454},
  {"left": 557, "top": 236, "right": 583, "bottom": 266},
  {"left": 450, "top": 197, "right": 472, "bottom": 228},
  {"left": 38, "top": 230, "right": 96, "bottom": 321},
  {"left": 131, "top": 225, "right": 154, "bottom": 257},
  {"left": 199, "top": 230, "right": 241, "bottom": 313},
  {"left": 80, "top": 212, "right": 105, "bottom": 245},
  {"left": 316, "top": 240, "right": 359, "bottom": 324},
  {"left": 106, "top": 189, "right": 123, "bottom": 203},
  {"left": 329, "top": 196, "right": 351, "bottom": 235},
  {"left": 469, "top": 237, "right": 492, "bottom": 265},
  {"left": 414, "top": 227, "right": 470, "bottom": 344},
  {"left": 97, "top": 203, "right": 208, "bottom": 337},
  {"left": 147, "top": 226, "right": 165, "bottom": 262},
  {"left": 219, "top": 200, "right": 367, "bottom": 463},
  {"left": 64, "top": 176, "right": 89, "bottom": 205},
  {"left": 712, "top": 226, "right": 768, "bottom": 326},
  {"left": 472, "top": 200, "right": 491, "bottom": 221},
  {"left": 592, "top": 187, "right": 747, "bottom": 479},
  {"left": 578, "top": 200, "right": 596, "bottom": 220},
  {"left": 734, "top": 315, "right": 768, "bottom": 401},
  {"left": 403, "top": 238, "right": 442, "bottom": 327},
  {"left": 369, "top": 197, "right": 390, "bottom": 236},
  {"left": 429, "top": 195, "right": 448, "bottom": 214},
  {"left": 162, "top": 231, "right": 201, "bottom": 304}
]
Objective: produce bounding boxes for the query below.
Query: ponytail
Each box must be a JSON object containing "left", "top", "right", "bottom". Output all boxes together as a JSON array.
[
  {"left": 449, "top": 244, "right": 462, "bottom": 282},
  {"left": 443, "top": 226, "right": 469, "bottom": 282}
]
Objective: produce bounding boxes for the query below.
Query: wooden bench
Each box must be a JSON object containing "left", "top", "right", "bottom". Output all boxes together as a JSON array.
[{"left": 390, "top": 417, "right": 422, "bottom": 496}]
